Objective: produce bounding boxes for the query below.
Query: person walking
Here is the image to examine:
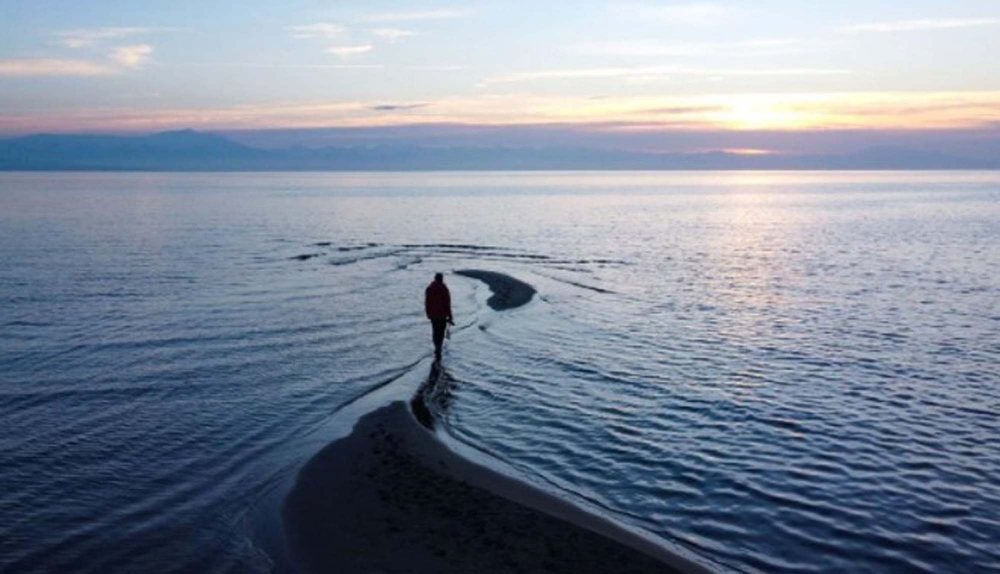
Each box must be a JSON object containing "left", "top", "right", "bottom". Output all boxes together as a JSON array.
[{"left": 425, "top": 273, "right": 453, "bottom": 362}]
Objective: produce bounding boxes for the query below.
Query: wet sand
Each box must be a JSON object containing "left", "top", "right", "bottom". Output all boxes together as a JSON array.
[
  {"left": 454, "top": 269, "right": 536, "bottom": 310},
  {"left": 283, "top": 401, "right": 703, "bottom": 573},
  {"left": 282, "top": 270, "right": 709, "bottom": 573}
]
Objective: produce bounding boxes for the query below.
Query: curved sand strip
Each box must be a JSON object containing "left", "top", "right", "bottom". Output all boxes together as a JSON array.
[
  {"left": 284, "top": 401, "right": 709, "bottom": 573},
  {"left": 454, "top": 269, "right": 536, "bottom": 310},
  {"left": 283, "top": 270, "right": 711, "bottom": 573}
]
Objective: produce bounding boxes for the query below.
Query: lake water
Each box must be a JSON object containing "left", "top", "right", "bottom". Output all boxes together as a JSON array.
[{"left": 1, "top": 171, "right": 998, "bottom": 573}]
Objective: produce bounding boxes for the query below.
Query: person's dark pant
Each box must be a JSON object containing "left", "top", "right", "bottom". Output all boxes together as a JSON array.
[{"left": 431, "top": 318, "right": 447, "bottom": 359}]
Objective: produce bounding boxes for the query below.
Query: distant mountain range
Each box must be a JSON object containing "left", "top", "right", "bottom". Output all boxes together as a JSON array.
[{"left": 1, "top": 129, "right": 997, "bottom": 171}]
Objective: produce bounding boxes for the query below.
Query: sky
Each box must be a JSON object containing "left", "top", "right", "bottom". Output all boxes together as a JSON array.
[{"left": 2, "top": 0, "right": 1000, "bottom": 155}]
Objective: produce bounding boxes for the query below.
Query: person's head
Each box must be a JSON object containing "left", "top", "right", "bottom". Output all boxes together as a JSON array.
[{"left": 434, "top": 272, "right": 444, "bottom": 283}]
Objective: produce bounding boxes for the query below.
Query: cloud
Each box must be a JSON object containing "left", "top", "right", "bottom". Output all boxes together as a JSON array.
[
  {"left": 0, "top": 42, "right": 154, "bottom": 77},
  {"left": 843, "top": 18, "right": 1000, "bottom": 33},
  {"left": 110, "top": 44, "right": 153, "bottom": 69},
  {"left": 577, "top": 41, "right": 703, "bottom": 57},
  {"left": 185, "top": 62, "right": 383, "bottom": 69},
  {"left": 636, "top": 105, "right": 729, "bottom": 115},
  {"left": 576, "top": 38, "right": 800, "bottom": 57},
  {"left": 372, "top": 103, "right": 430, "bottom": 111},
  {"left": 483, "top": 66, "right": 850, "bottom": 84},
  {"left": 618, "top": 3, "right": 733, "bottom": 25},
  {"left": 5, "top": 92, "right": 1000, "bottom": 135},
  {"left": 371, "top": 28, "right": 416, "bottom": 41},
  {"left": 721, "top": 69, "right": 850, "bottom": 77},
  {"left": 53, "top": 26, "right": 153, "bottom": 49},
  {"left": 326, "top": 44, "right": 374, "bottom": 57},
  {"left": 288, "top": 23, "right": 346, "bottom": 39},
  {"left": 487, "top": 68, "right": 648, "bottom": 82},
  {"left": 0, "top": 58, "right": 116, "bottom": 77},
  {"left": 356, "top": 9, "right": 472, "bottom": 23},
  {"left": 405, "top": 65, "right": 466, "bottom": 71}
]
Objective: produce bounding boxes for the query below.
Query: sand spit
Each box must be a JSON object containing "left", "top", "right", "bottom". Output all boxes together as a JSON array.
[
  {"left": 282, "top": 270, "right": 710, "bottom": 573},
  {"left": 454, "top": 269, "right": 536, "bottom": 310},
  {"left": 284, "top": 401, "right": 707, "bottom": 574}
]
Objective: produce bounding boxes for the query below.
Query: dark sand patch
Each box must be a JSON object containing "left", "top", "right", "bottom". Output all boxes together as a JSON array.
[
  {"left": 291, "top": 253, "right": 321, "bottom": 261},
  {"left": 284, "top": 402, "right": 697, "bottom": 574},
  {"left": 454, "top": 269, "right": 536, "bottom": 311}
]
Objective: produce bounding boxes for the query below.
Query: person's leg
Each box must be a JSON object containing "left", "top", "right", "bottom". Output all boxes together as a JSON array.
[{"left": 431, "top": 319, "right": 445, "bottom": 359}]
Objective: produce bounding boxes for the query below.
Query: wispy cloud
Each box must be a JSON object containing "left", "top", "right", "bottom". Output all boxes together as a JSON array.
[
  {"left": 110, "top": 44, "right": 153, "bottom": 69},
  {"left": 326, "top": 44, "right": 374, "bottom": 57},
  {"left": 577, "top": 41, "right": 703, "bottom": 57},
  {"left": 1, "top": 41, "right": 155, "bottom": 77},
  {"left": 288, "top": 23, "right": 346, "bottom": 39},
  {"left": 53, "top": 26, "right": 153, "bottom": 48},
  {"left": 636, "top": 105, "right": 728, "bottom": 115},
  {"left": 483, "top": 66, "right": 850, "bottom": 84},
  {"left": 0, "top": 59, "right": 115, "bottom": 77},
  {"left": 4, "top": 92, "right": 1000, "bottom": 134},
  {"left": 290, "top": 22, "right": 413, "bottom": 56},
  {"left": 617, "top": 3, "right": 734, "bottom": 25},
  {"left": 371, "top": 28, "right": 416, "bottom": 41},
  {"left": 720, "top": 69, "right": 850, "bottom": 77},
  {"left": 372, "top": 103, "right": 430, "bottom": 111},
  {"left": 176, "top": 62, "right": 455, "bottom": 72},
  {"left": 487, "top": 68, "right": 645, "bottom": 82},
  {"left": 171, "top": 62, "right": 383, "bottom": 70},
  {"left": 356, "top": 9, "right": 472, "bottom": 23},
  {"left": 842, "top": 18, "right": 1000, "bottom": 33},
  {"left": 405, "top": 65, "right": 466, "bottom": 71},
  {"left": 576, "top": 38, "right": 799, "bottom": 57}
]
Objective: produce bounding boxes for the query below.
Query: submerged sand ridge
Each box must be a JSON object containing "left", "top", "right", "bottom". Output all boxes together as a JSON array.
[
  {"left": 454, "top": 269, "right": 536, "bottom": 311},
  {"left": 282, "top": 270, "right": 709, "bottom": 573}
]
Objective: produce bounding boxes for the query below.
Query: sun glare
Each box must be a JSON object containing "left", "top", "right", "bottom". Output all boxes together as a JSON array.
[
  {"left": 720, "top": 148, "right": 774, "bottom": 155},
  {"left": 717, "top": 100, "right": 815, "bottom": 130}
]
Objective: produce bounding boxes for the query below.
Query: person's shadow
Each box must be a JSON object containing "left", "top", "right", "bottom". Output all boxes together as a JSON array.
[{"left": 410, "top": 361, "right": 455, "bottom": 429}]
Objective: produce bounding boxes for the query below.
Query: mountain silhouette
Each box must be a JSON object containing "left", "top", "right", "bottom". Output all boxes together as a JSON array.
[{"left": 0, "top": 130, "right": 995, "bottom": 171}]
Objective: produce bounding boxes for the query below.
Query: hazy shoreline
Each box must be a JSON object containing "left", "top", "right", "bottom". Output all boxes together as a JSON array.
[{"left": 4, "top": 130, "right": 998, "bottom": 171}]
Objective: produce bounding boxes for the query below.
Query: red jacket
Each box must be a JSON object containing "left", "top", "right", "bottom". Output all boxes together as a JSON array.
[{"left": 425, "top": 281, "right": 452, "bottom": 320}]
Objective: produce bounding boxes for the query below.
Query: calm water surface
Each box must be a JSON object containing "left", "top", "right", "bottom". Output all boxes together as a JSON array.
[{"left": 1, "top": 171, "right": 998, "bottom": 573}]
